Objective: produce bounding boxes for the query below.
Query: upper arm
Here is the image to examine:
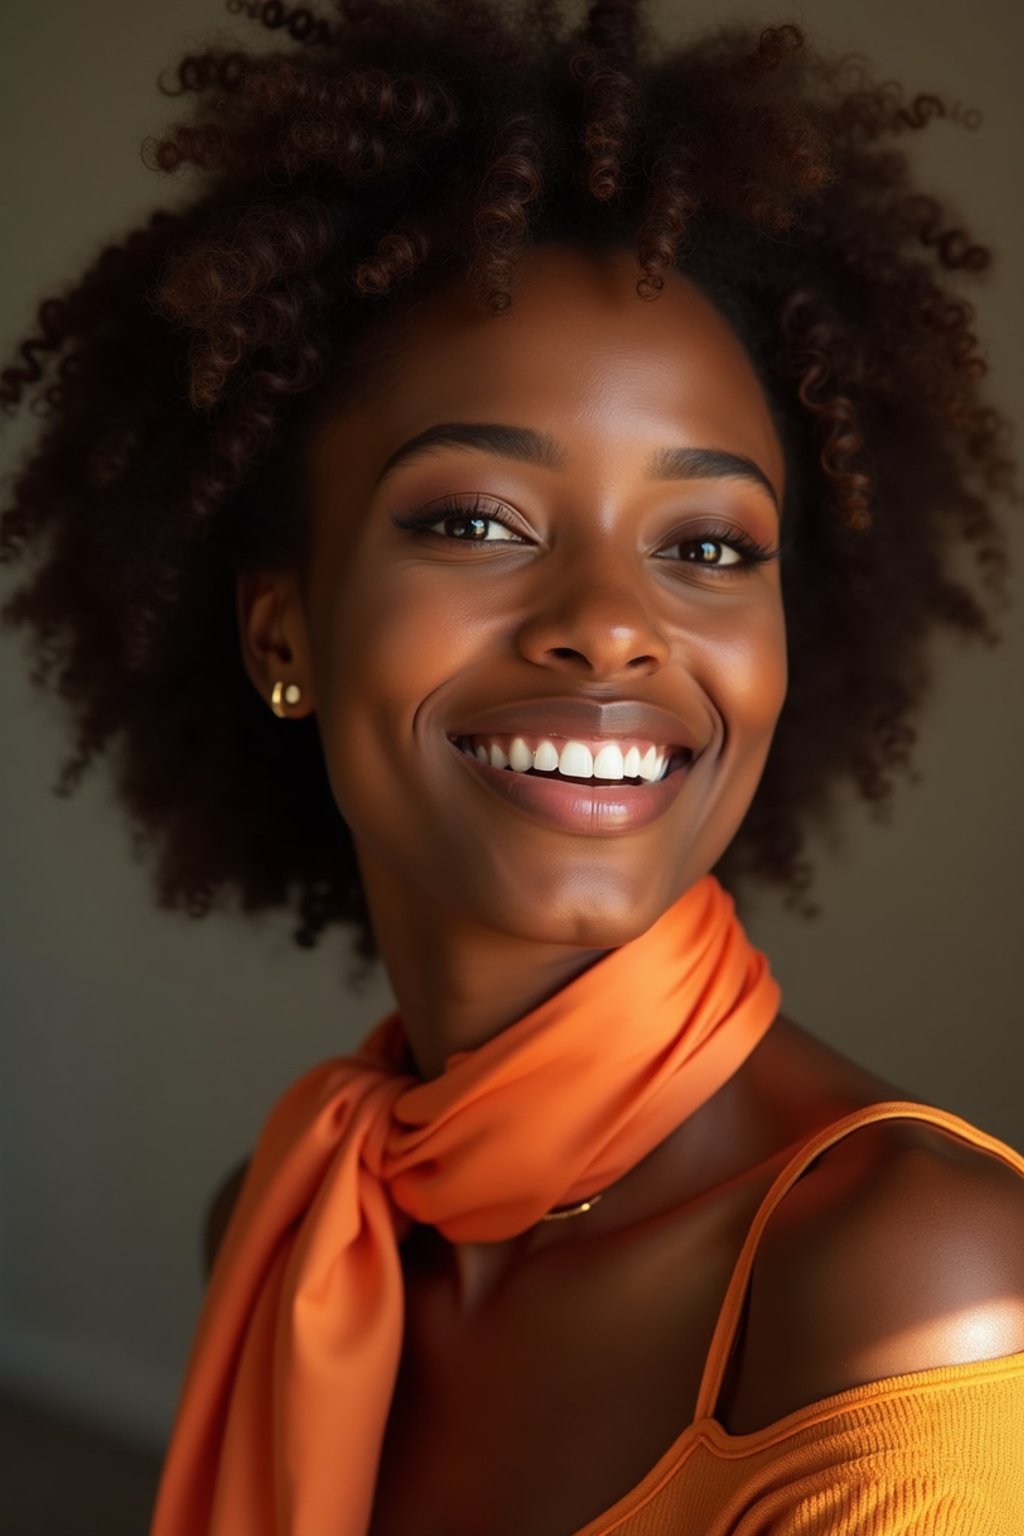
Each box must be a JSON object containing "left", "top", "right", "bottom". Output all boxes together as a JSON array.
[
  {"left": 202, "top": 1155, "right": 250, "bottom": 1279},
  {"left": 719, "top": 1120, "right": 1024, "bottom": 1435}
]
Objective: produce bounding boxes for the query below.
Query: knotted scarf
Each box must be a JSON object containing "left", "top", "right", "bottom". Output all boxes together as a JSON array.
[{"left": 150, "top": 873, "right": 780, "bottom": 1536}]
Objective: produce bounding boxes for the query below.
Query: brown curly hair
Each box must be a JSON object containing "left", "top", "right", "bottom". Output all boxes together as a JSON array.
[{"left": 0, "top": 0, "right": 1016, "bottom": 981}]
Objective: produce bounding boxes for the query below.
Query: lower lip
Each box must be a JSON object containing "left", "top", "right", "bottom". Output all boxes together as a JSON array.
[{"left": 446, "top": 739, "right": 694, "bottom": 835}]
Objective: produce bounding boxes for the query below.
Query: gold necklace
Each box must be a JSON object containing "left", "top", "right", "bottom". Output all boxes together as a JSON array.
[{"left": 540, "top": 1190, "right": 605, "bottom": 1221}]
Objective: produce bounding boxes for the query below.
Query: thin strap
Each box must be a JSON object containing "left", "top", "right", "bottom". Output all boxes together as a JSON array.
[{"left": 693, "top": 1098, "right": 1024, "bottom": 1424}]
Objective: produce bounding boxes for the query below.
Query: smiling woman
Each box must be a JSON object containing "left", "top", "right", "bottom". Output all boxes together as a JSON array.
[
  {"left": 2, "top": 1, "right": 1023, "bottom": 1534},
  {"left": 264, "top": 247, "right": 791, "bottom": 969}
]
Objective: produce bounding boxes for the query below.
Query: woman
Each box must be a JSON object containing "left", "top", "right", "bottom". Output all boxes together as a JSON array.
[{"left": 2, "top": 0, "right": 1022, "bottom": 1531}]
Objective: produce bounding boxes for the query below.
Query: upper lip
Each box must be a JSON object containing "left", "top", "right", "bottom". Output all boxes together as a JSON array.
[{"left": 447, "top": 697, "right": 702, "bottom": 754}]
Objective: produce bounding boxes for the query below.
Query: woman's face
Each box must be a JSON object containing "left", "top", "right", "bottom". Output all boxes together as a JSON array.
[{"left": 292, "top": 242, "right": 786, "bottom": 946}]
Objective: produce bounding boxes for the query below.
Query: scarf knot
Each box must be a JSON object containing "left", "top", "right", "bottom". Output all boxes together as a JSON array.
[{"left": 151, "top": 874, "right": 780, "bottom": 1536}]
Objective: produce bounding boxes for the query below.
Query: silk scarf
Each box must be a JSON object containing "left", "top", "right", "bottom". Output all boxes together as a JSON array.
[{"left": 150, "top": 873, "right": 780, "bottom": 1535}]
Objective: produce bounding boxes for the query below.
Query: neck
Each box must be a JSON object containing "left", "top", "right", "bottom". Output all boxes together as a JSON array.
[
  {"left": 362, "top": 856, "right": 612, "bottom": 1081},
  {"left": 407, "top": 1178, "right": 612, "bottom": 1314},
  {"left": 415, "top": 1018, "right": 796, "bottom": 1312}
]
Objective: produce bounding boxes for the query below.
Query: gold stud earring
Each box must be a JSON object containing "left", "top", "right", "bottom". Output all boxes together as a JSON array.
[{"left": 270, "top": 679, "right": 303, "bottom": 718}]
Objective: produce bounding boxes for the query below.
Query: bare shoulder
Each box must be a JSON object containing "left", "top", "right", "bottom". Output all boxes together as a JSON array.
[{"left": 718, "top": 1102, "right": 1024, "bottom": 1435}]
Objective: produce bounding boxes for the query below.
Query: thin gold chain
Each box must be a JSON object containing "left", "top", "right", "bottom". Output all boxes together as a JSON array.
[{"left": 539, "top": 1191, "right": 605, "bottom": 1222}]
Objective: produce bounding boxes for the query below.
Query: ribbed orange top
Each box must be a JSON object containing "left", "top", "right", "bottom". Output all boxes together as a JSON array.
[{"left": 574, "top": 1100, "right": 1024, "bottom": 1535}]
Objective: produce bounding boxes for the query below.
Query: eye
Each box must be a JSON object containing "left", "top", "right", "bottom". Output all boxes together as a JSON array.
[
  {"left": 430, "top": 511, "right": 524, "bottom": 542},
  {"left": 390, "top": 494, "right": 529, "bottom": 543},
  {"left": 657, "top": 525, "right": 778, "bottom": 572},
  {"left": 676, "top": 537, "right": 743, "bottom": 567}
]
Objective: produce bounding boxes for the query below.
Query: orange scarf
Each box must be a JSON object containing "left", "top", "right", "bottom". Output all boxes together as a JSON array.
[{"left": 150, "top": 874, "right": 780, "bottom": 1536}]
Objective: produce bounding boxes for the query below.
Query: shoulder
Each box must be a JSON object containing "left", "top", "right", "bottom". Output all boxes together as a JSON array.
[{"left": 719, "top": 1110, "right": 1024, "bottom": 1435}]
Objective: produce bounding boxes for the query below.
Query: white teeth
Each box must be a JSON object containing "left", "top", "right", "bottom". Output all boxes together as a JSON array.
[
  {"left": 592, "top": 742, "right": 625, "bottom": 780},
  {"left": 460, "top": 734, "right": 680, "bottom": 783},
  {"left": 508, "top": 737, "right": 533, "bottom": 773},
  {"left": 638, "top": 746, "right": 663, "bottom": 782},
  {"left": 558, "top": 741, "right": 593, "bottom": 778}
]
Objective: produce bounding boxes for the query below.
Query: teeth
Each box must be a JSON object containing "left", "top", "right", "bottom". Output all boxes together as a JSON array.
[
  {"left": 508, "top": 737, "right": 533, "bottom": 772},
  {"left": 638, "top": 746, "right": 662, "bottom": 782},
  {"left": 459, "top": 733, "right": 679, "bottom": 784},
  {"left": 558, "top": 741, "right": 593, "bottom": 778},
  {"left": 592, "top": 742, "right": 625, "bottom": 780}
]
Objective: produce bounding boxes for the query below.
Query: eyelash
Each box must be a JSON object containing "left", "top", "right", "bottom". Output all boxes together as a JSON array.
[{"left": 390, "top": 494, "right": 779, "bottom": 572}]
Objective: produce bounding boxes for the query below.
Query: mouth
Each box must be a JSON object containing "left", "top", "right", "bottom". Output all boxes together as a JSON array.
[{"left": 445, "top": 733, "right": 696, "bottom": 835}]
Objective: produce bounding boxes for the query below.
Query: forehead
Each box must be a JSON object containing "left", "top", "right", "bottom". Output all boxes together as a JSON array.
[{"left": 317, "top": 243, "right": 784, "bottom": 497}]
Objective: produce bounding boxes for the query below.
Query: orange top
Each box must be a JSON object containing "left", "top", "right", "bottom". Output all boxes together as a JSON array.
[{"left": 576, "top": 1099, "right": 1024, "bottom": 1536}]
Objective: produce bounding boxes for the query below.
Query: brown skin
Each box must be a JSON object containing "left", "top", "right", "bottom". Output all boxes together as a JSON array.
[
  {"left": 235, "top": 244, "right": 1024, "bottom": 1535},
  {"left": 242, "top": 244, "right": 786, "bottom": 1069},
  {"left": 240, "top": 241, "right": 788, "bottom": 1289}
]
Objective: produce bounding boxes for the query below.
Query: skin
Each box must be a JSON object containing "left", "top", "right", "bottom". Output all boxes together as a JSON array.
[
  {"left": 239, "top": 239, "right": 789, "bottom": 1286},
  {"left": 240, "top": 240, "right": 787, "bottom": 1061}
]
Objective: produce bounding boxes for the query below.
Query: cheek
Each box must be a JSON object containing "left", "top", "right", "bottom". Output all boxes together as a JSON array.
[
  {"left": 731, "top": 609, "right": 788, "bottom": 738},
  {"left": 309, "top": 560, "right": 490, "bottom": 829},
  {"left": 693, "top": 588, "right": 788, "bottom": 751},
  {"left": 683, "top": 592, "right": 787, "bottom": 873},
  {"left": 334, "top": 565, "right": 489, "bottom": 714}
]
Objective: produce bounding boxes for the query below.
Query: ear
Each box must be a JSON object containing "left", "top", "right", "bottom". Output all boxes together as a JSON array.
[{"left": 235, "top": 567, "right": 316, "bottom": 718}]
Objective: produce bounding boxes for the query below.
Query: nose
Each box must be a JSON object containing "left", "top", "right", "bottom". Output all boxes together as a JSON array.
[{"left": 513, "top": 544, "right": 672, "bottom": 680}]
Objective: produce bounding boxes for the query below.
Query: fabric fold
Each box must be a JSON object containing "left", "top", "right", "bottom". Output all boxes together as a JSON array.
[{"left": 150, "top": 873, "right": 781, "bottom": 1536}]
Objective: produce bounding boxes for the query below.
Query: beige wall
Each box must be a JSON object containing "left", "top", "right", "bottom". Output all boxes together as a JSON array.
[{"left": 1, "top": 0, "right": 1021, "bottom": 1449}]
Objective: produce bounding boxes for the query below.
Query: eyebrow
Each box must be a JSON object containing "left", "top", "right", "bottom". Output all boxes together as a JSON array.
[{"left": 374, "top": 421, "right": 780, "bottom": 511}]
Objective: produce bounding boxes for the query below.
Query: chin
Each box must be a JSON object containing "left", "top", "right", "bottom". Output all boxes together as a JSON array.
[{"left": 464, "top": 868, "right": 701, "bottom": 951}]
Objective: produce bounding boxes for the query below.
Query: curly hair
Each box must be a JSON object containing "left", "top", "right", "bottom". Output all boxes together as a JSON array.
[{"left": 0, "top": 0, "right": 1016, "bottom": 980}]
